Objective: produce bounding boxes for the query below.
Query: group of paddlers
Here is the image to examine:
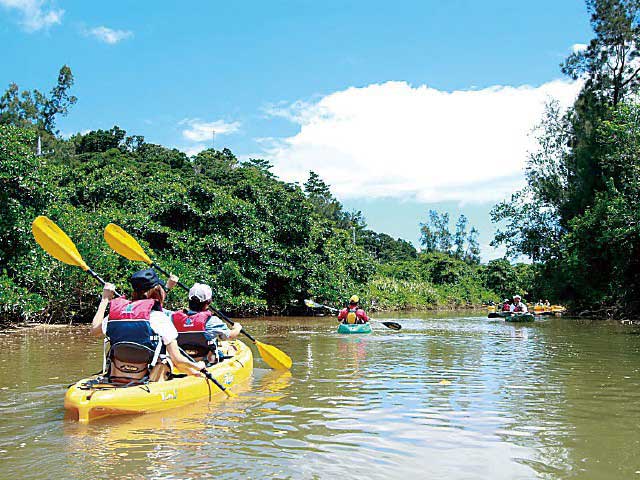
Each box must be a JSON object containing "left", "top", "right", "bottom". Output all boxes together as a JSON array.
[
  {"left": 499, "top": 295, "right": 529, "bottom": 313},
  {"left": 91, "top": 268, "right": 242, "bottom": 384}
]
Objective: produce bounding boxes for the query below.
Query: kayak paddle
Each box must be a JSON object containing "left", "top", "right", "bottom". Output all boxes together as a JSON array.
[
  {"left": 103, "top": 223, "right": 293, "bottom": 371},
  {"left": 32, "top": 216, "right": 234, "bottom": 398},
  {"left": 32, "top": 216, "right": 121, "bottom": 295},
  {"left": 304, "top": 299, "right": 402, "bottom": 331},
  {"left": 304, "top": 298, "right": 338, "bottom": 312}
]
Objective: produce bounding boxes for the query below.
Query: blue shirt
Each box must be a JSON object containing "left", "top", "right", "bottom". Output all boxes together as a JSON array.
[{"left": 204, "top": 314, "right": 231, "bottom": 340}]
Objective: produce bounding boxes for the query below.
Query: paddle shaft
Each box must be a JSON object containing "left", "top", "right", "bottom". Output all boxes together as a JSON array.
[
  {"left": 177, "top": 347, "right": 233, "bottom": 397},
  {"left": 87, "top": 268, "right": 123, "bottom": 298},
  {"left": 152, "top": 263, "right": 257, "bottom": 344}
]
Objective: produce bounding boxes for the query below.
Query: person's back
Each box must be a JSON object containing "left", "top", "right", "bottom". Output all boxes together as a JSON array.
[
  {"left": 172, "top": 283, "right": 242, "bottom": 364},
  {"left": 501, "top": 299, "right": 511, "bottom": 312},
  {"left": 91, "top": 269, "right": 205, "bottom": 383},
  {"left": 338, "top": 295, "right": 369, "bottom": 324}
]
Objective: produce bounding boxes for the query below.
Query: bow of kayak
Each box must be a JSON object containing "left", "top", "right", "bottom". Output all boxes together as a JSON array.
[
  {"left": 337, "top": 323, "right": 372, "bottom": 334},
  {"left": 64, "top": 340, "right": 253, "bottom": 423}
]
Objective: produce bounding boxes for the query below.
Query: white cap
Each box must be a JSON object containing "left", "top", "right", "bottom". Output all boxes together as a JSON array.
[
  {"left": 189, "top": 283, "right": 212, "bottom": 302},
  {"left": 513, "top": 295, "right": 522, "bottom": 300}
]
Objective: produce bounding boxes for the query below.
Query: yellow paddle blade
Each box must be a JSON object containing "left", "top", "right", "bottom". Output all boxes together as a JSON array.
[
  {"left": 104, "top": 223, "right": 152, "bottom": 264},
  {"left": 256, "top": 341, "right": 292, "bottom": 370},
  {"left": 32, "top": 216, "right": 89, "bottom": 271}
]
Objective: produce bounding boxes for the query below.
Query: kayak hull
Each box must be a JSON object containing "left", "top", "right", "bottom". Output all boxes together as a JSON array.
[
  {"left": 505, "top": 313, "right": 535, "bottom": 323},
  {"left": 64, "top": 340, "right": 253, "bottom": 423},
  {"left": 337, "top": 323, "right": 372, "bottom": 334},
  {"left": 488, "top": 312, "right": 535, "bottom": 322}
]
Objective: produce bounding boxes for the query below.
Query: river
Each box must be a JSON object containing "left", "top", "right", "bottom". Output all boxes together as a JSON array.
[{"left": 1, "top": 312, "right": 639, "bottom": 479}]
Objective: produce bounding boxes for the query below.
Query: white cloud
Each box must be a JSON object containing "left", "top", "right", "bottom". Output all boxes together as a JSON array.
[
  {"left": 0, "top": 0, "right": 63, "bottom": 31},
  {"left": 572, "top": 43, "right": 588, "bottom": 53},
  {"left": 180, "top": 118, "right": 241, "bottom": 142},
  {"left": 87, "top": 26, "right": 133, "bottom": 44},
  {"left": 263, "top": 80, "right": 581, "bottom": 203},
  {"left": 181, "top": 144, "right": 208, "bottom": 157}
]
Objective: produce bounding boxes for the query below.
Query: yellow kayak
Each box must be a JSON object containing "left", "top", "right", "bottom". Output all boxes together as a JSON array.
[
  {"left": 65, "top": 340, "right": 253, "bottom": 423},
  {"left": 533, "top": 305, "right": 567, "bottom": 316}
]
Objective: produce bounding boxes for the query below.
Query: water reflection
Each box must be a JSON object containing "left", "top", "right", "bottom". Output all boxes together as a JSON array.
[{"left": 2, "top": 316, "right": 640, "bottom": 478}]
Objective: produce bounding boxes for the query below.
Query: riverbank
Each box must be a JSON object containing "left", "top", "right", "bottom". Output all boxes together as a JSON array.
[{"left": 0, "top": 304, "right": 490, "bottom": 331}]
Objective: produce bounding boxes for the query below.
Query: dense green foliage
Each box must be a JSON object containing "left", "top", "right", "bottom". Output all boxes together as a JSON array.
[
  {"left": 366, "top": 253, "right": 500, "bottom": 310},
  {"left": 0, "top": 66, "right": 519, "bottom": 324},
  {"left": 492, "top": 0, "right": 640, "bottom": 316}
]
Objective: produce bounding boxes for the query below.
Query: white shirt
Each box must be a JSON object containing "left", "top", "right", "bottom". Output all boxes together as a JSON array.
[
  {"left": 510, "top": 302, "right": 528, "bottom": 313},
  {"left": 102, "top": 310, "right": 179, "bottom": 345}
]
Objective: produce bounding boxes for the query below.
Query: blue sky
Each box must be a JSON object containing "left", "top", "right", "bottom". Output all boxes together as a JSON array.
[{"left": 1, "top": 1, "right": 593, "bottom": 259}]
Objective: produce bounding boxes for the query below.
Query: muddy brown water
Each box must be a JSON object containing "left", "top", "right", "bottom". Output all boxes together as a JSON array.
[{"left": 1, "top": 312, "right": 640, "bottom": 479}]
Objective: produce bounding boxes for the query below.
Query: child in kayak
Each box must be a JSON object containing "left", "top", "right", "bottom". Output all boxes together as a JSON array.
[
  {"left": 501, "top": 299, "right": 511, "bottom": 312},
  {"left": 91, "top": 269, "right": 206, "bottom": 383},
  {"left": 171, "top": 283, "right": 242, "bottom": 364},
  {"left": 338, "top": 295, "right": 370, "bottom": 324}
]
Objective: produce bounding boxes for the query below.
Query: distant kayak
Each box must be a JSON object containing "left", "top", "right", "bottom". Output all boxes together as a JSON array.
[
  {"left": 505, "top": 313, "right": 535, "bottom": 323},
  {"left": 337, "top": 323, "right": 372, "bottom": 334},
  {"left": 488, "top": 312, "right": 535, "bottom": 322},
  {"left": 533, "top": 305, "right": 567, "bottom": 316}
]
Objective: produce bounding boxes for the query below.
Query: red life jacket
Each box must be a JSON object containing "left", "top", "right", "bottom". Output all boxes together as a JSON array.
[
  {"left": 513, "top": 303, "right": 525, "bottom": 312},
  {"left": 502, "top": 303, "right": 511, "bottom": 312},
  {"left": 171, "top": 310, "right": 213, "bottom": 332},
  {"left": 107, "top": 298, "right": 158, "bottom": 350},
  {"left": 171, "top": 310, "right": 217, "bottom": 361},
  {"left": 340, "top": 307, "right": 368, "bottom": 324}
]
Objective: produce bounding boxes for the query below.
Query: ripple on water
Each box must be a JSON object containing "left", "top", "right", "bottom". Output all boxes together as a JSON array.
[{"left": 3, "top": 316, "right": 640, "bottom": 478}]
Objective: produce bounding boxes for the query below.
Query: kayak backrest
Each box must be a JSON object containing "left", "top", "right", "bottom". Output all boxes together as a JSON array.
[{"left": 108, "top": 342, "right": 155, "bottom": 383}]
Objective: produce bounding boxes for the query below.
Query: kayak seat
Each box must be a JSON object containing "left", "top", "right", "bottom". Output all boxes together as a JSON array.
[
  {"left": 176, "top": 332, "right": 219, "bottom": 365},
  {"left": 108, "top": 342, "right": 155, "bottom": 384}
]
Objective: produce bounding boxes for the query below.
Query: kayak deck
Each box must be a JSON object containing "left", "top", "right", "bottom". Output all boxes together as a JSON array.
[
  {"left": 337, "top": 323, "right": 372, "bottom": 334},
  {"left": 64, "top": 340, "right": 253, "bottom": 423}
]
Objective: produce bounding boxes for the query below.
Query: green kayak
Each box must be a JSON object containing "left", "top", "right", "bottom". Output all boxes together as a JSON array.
[
  {"left": 504, "top": 313, "right": 535, "bottom": 323},
  {"left": 337, "top": 323, "right": 372, "bottom": 334},
  {"left": 488, "top": 312, "right": 535, "bottom": 322}
]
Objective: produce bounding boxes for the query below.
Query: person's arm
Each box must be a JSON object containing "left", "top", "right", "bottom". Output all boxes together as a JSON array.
[
  {"left": 165, "top": 341, "right": 206, "bottom": 376},
  {"left": 358, "top": 310, "right": 369, "bottom": 322},
  {"left": 227, "top": 322, "right": 242, "bottom": 340},
  {"left": 337, "top": 309, "right": 346, "bottom": 321},
  {"left": 206, "top": 317, "right": 242, "bottom": 340},
  {"left": 90, "top": 283, "right": 115, "bottom": 336},
  {"left": 522, "top": 304, "right": 528, "bottom": 313},
  {"left": 165, "top": 274, "right": 178, "bottom": 293}
]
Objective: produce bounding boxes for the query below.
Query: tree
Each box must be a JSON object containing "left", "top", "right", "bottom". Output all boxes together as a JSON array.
[
  {"left": 563, "top": 0, "right": 640, "bottom": 107},
  {"left": 303, "top": 171, "right": 344, "bottom": 223},
  {"left": 0, "top": 65, "right": 76, "bottom": 134},
  {"left": 73, "top": 126, "right": 127, "bottom": 154},
  {"left": 492, "top": 0, "right": 640, "bottom": 315},
  {"left": 465, "top": 227, "right": 481, "bottom": 264},
  {"left": 454, "top": 214, "right": 468, "bottom": 259}
]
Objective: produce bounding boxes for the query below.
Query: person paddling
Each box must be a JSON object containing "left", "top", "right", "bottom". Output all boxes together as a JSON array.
[
  {"left": 90, "top": 269, "right": 206, "bottom": 383},
  {"left": 510, "top": 295, "right": 528, "bottom": 313},
  {"left": 338, "top": 295, "right": 369, "bottom": 325},
  {"left": 171, "top": 283, "right": 242, "bottom": 364},
  {"left": 501, "top": 299, "right": 511, "bottom": 312}
]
